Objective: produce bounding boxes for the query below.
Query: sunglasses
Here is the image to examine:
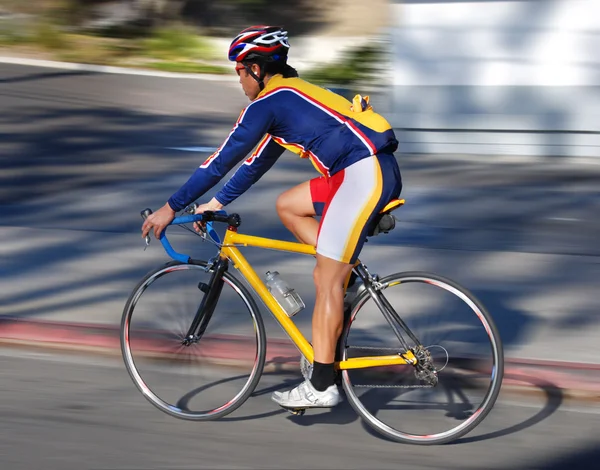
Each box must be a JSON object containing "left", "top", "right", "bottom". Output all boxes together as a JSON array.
[
  {"left": 235, "top": 63, "right": 253, "bottom": 76},
  {"left": 235, "top": 64, "right": 246, "bottom": 76}
]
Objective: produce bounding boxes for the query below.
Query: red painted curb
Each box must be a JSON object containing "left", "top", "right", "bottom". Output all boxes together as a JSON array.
[
  {"left": 1, "top": 317, "right": 599, "bottom": 395},
  {"left": 0, "top": 318, "right": 299, "bottom": 364}
]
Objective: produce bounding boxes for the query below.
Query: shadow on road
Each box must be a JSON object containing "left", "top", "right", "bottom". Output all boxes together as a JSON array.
[
  {"left": 453, "top": 373, "right": 563, "bottom": 444},
  {"left": 168, "top": 359, "right": 563, "bottom": 443},
  {"left": 353, "top": 371, "right": 563, "bottom": 444},
  {"left": 524, "top": 441, "right": 600, "bottom": 470}
]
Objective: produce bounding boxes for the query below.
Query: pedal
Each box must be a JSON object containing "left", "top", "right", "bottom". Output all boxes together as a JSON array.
[{"left": 280, "top": 405, "right": 306, "bottom": 416}]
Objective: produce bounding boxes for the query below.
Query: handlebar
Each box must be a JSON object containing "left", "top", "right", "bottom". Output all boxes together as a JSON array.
[{"left": 140, "top": 207, "right": 241, "bottom": 263}]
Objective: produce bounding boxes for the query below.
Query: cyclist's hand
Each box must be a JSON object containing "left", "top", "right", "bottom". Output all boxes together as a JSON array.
[
  {"left": 141, "top": 203, "right": 175, "bottom": 239},
  {"left": 193, "top": 198, "right": 224, "bottom": 233}
]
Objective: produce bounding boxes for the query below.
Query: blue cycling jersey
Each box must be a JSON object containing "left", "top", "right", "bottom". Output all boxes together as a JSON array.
[{"left": 168, "top": 74, "right": 398, "bottom": 211}]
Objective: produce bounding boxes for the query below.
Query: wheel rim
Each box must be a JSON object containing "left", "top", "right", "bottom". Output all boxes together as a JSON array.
[
  {"left": 342, "top": 273, "right": 503, "bottom": 443},
  {"left": 122, "top": 264, "right": 264, "bottom": 419}
]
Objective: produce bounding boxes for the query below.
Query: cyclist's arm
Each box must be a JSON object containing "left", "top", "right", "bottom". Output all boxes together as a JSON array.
[
  {"left": 214, "top": 135, "right": 285, "bottom": 206},
  {"left": 167, "top": 103, "right": 274, "bottom": 212}
]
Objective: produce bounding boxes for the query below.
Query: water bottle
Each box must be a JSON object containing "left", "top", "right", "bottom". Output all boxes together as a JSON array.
[{"left": 265, "top": 271, "right": 305, "bottom": 317}]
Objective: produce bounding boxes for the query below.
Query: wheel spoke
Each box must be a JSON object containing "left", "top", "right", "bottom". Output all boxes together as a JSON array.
[
  {"left": 121, "top": 262, "right": 266, "bottom": 421},
  {"left": 342, "top": 272, "right": 503, "bottom": 444}
]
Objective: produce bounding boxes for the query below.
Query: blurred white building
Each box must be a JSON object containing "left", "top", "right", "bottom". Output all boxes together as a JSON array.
[{"left": 388, "top": 0, "right": 599, "bottom": 158}]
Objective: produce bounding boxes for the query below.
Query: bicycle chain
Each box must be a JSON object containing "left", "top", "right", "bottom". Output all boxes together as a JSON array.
[
  {"left": 353, "top": 384, "right": 434, "bottom": 389},
  {"left": 345, "top": 346, "right": 407, "bottom": 352},
  {"left": 346, "top": 345, "right": 435, "bottom": 388}
]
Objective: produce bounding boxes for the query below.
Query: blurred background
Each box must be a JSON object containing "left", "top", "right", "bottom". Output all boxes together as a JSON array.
[
  {"left": 2, "top": 0, "right": 598, "bottom": 153},
  {"left": 1, "top": 1, "right": 599, "bottom": 469},
  {"left": 0, "top": 0, "right": 388, "bottom": 82}
]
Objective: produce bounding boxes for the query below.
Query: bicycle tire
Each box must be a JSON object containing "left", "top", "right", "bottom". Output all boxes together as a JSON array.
[
  {"left": 121, "top": 260, "right": 266, "bottom": 421},
  {"left": 340, "top": 271, "right": 504, "bottom": 445}
]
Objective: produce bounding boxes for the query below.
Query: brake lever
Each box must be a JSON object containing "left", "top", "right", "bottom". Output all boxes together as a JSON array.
[
  {"left": 141, "top": 208, "right": 152, "bottom": 250},
  {"left": 184, "top": 202, "right": 209, "bottom": 239},
  {"left": 185, "top": 203, "right": 198, "bottom": 215}
]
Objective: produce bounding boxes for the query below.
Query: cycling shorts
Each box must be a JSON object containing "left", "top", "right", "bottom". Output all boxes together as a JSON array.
[{"left": 310, "top": 153, "right": 402, "bottom": 264}]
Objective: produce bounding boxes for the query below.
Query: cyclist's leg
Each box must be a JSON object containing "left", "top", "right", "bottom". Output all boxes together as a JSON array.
[
  {"left": 272, "top": 154, "right": 402, "bottom": 408},
  {"left": 275, "top": 181, "right": 319, "bottom": 246},
  {"left": 276, "top": 177, "right": 353, "bottom": 358},
  {"left": 276, "top": 179, "right": 350, "bottom": 361},
  {"left": 311, "top": 153, "right": 401, "bottom": 374},
  {"left": 312, "top": 255, "right": 354, "bottom": 364}
]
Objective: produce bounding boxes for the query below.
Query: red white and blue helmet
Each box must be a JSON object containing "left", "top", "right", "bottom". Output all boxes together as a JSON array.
[{"left": 228, "top": 26, "right": 290, "bottom": 63}]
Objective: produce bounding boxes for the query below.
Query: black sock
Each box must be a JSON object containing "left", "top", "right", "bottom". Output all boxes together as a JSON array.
[{"left": 310, "top": 361, "right": 335, "bottom": 391}]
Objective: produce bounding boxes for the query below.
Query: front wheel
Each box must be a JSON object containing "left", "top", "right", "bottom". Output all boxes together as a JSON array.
[
  {"left": 121, "top": 260, "right": 266, "bottom": 420},
  {"left": 340, "top": 271, "right": 504, "bottom": 445}
]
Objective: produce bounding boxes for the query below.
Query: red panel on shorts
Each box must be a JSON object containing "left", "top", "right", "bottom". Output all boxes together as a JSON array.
[{"left": 309, "top": 171, "right": 346, "bottom": 218}]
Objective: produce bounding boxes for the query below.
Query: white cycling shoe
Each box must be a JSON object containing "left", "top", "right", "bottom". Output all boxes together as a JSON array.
[{"left": 272, "top": 380, "right": 340, "bottom": 409}]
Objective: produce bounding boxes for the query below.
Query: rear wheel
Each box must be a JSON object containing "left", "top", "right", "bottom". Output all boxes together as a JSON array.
[
  {"left": 121, "top": 260, "right": 266, "bottom": 420},
  {"left": 340, "top": 271, "right": 503, "bottom": 444}
]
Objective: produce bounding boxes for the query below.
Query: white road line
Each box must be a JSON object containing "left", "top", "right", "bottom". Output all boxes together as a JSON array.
[
  {"left": 498, "top": 398, "right": 600, "bottom": 415},
  {"left": 547, "top": 217, "right": 581, "bottom": 222},
  {"left": 0, "top": 56, "right": 239, "bottom": 82},
  {"left": 167, "top": 146, "right": 218, "bottom": 153},
  {"left": 0, "top": 347, "right": 122, "bottom": 369}
]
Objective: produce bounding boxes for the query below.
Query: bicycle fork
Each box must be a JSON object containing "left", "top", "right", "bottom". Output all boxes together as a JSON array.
[{"left": 182, "top": 258, "right": 228, "bottom": 346}]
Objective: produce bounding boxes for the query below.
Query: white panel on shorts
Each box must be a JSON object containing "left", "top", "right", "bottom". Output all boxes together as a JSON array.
[{"left": 316, "top": 156, "right": 380, "bottom": 263}]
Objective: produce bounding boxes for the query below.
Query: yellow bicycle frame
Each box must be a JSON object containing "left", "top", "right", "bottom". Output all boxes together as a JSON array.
[{"left": 220, "top": 229, "right": 416, "bottom": 370}]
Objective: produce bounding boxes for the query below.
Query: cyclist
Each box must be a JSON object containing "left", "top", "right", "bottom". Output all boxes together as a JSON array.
[{"left": 141, "top": 26, "right": 402, "bottom": 409}]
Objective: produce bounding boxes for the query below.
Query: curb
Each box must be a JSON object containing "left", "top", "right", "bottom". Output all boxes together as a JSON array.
[
  {"left": 0, "top": 56, "right": 239, "bottom": 82},
  {"left": 0, "top": 317, "right": 299, "bottom": 370},
  {"left": 1, "top": 317, "right": 599, "bottom": 401}
]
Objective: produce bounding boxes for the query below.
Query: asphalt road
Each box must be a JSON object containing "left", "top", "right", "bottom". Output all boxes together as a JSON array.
[
  {"left": 1, "top": 348, "right": 599, "bottom": 470},
  {"left": 2, "top": 62, "right": 599, "bottom": 363},
  {"left": 2, "top": 60, "right": 600, "bottom": 470}
]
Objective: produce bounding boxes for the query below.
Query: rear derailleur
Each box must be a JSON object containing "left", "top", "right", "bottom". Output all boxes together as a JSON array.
[{"left": 412, "top": 345, "right": 439, "bottom": 386}]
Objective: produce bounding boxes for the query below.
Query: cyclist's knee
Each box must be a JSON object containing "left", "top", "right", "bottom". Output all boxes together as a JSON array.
[
  {"left": 313, "top": 264, "right": 323, "bottom": 288},
  {"left": 275, "top": 191, "right": 292, "bottom": 219},
  {"left": 276, "top": 182, "right": 314, "bottom": 220},
  {"left": 313, "top": 258, "right": 352, "bottom": 294}
]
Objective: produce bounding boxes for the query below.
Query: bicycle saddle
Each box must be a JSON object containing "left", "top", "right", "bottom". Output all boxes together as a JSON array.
[
  {"left": 379, "top": 198, "right": 405, "bottom": 214},
  {"left": 368, "top": 199, "right": 405, "bottom": 236}
]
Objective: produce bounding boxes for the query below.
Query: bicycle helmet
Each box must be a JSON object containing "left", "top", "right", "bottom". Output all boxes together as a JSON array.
[{"left": 228, "top": 25, "right": 290, "bottom": 63}]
